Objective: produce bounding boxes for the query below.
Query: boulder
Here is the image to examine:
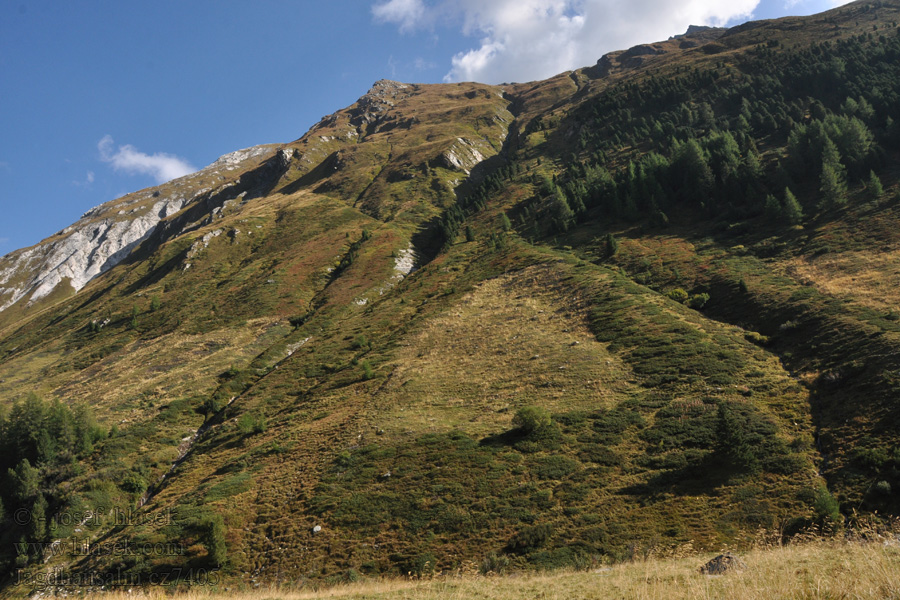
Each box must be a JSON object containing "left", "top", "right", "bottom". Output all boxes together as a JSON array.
[{"left": 699, "top": 552, "right": 747, "bottom": 575}]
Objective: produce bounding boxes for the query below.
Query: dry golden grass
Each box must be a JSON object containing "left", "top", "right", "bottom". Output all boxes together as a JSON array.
[
  {"left": 781, "top": 251, "right": 900, "bottom": 312},
  {"left": 382, "top": 263, "right": 637, "bottom": 436},
  {"left": 79, "top": 539, "right": 900, "bottom": 600},
  {"left": 0, "top": 318, "right": 286, "bottom": 418}
]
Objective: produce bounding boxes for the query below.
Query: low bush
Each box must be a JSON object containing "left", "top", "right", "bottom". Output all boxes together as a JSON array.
[{"left": 508, "top": 522, "right": 554, "bottom": 553}]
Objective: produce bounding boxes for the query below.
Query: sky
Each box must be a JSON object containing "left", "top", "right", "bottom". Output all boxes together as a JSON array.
[{"left": 0, "top": 0, "right": 852, "bottom": 254}]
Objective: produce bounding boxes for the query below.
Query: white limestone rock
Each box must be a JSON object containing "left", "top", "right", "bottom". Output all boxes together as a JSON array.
[{"left": 0, "top": 144, "right": 279, "bottom": 313}]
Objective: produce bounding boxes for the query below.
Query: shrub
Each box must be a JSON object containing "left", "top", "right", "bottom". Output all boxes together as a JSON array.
[
  {"left": 666, "top": 288, "right": 689, "bottom": 303},
  {"left": 513, "top": 407, "right": 561, "bottom": 452},
  {"left": 237, "top": 413, "right": 267, "bottom": 435},
  {"left": 508, "top": 522, "right": 554, "bottom": 553},
  {"left": 687, "top": 293, "right": 710, "bottom": 309},
  {"left": 201, "top": 513, "right": 227, "bottom": 567},
  {"left": 853, "top": 446, "right": 890, "bottom": 472},
  {"left": 480, "top": 552, "right": 511, "bottom": 575},
  {"left": 400, "top": 552, "right": 437, "bottom": 577},
  {"left": 119, "top": 472, "right": 148, "bottom": 495},
  {"left": 579, "top": 445, "right": 619, "bottom": 466},
  {"left": 716, "top": 403, "right": 759, "bottom": 474},
  {"left": 744, "top": 331, "right": 769, "bottom": 346},
  {"left": 361, "top": 360, "right": 375, "bottom": 380},
  {"left": 813, "top": 486, "right": 842, "bottom": 526},
  {"left": 531, "top": 455, "right": 580, "bottom": 480},
  {"left": 513, "top": 406, "right": 552, "bottom": 434}
]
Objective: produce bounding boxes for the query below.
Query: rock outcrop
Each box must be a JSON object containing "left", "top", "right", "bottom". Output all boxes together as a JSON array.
[
  {"left": 349, "top": 80, "right": 416, "bottom": 131},
  {"left": 0, "top": 144, "right": 279, "bottom": 314},
  {"left": 699, "top": 553, "right": 747, "bottom": 575},
  {"left": 440, "top": 137, "right": 492, "bottom": 174}
]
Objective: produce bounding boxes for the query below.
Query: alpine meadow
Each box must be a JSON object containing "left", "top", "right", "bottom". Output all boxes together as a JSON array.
[{"left": 2, "top": 1, "right": 900, "bottom": 597}]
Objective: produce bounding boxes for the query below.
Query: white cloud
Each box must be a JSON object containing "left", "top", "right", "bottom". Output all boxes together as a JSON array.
[
  {"left": 373, "top": 0, "right": 762, "bottom": 84},
  {"left": 372, "top": 0, "right": 428, "bottom": 32},
  {"left": 98, "top": 135, "right": 195, "bottom": 184}
]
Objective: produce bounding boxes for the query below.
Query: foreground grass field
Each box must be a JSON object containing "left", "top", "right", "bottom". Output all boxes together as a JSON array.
[{"left": 84, "top": 538, "right": 900, "bottom": 600}]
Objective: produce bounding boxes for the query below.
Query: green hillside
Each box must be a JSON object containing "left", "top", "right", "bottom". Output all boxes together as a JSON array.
[{"left": 1, "top": 0, "right": 900, "bottom": 593}]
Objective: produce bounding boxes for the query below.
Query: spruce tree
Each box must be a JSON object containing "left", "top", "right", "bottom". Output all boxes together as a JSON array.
[
  {"left": 605, "top": 233, "right": 618, "bottom": 258},
  {"left": 783, "top": 187, "right": 804, "bottom": 224},
  {"left": 820, "top": 137, "right": 847, "bottom": 208},
  {"left": 29, "top": 494, "right": 48, "bottom": 544},
  {"left": 551, "top": 187, "right": 574, "bottom": 233},
  {"left": 820, "top": 162, "right": 847, "bottom": 208},
  {"left": 867, "top": 170, "right": 884, "bottom": 201}
]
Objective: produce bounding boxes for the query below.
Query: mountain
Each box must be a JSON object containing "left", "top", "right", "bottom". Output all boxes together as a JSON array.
[{"left": 2, "top": 0, "right": 900, "bottom": 591}]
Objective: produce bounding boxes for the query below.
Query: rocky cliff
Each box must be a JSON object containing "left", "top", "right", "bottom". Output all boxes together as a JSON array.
[{"left": 0, "top": 145, "right": 278, "bottom": 314}]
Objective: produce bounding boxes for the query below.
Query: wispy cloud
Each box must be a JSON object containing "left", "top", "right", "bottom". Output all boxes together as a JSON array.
[
  {"left": 373, "top": 0, "right": 761, "bottom": 84},
  {"left": 98, "top": 135, "right": 195, "bottom": 184},
  {"left": 414, "top": 57, "right": 437, "bottom": 70},
  {"left": 372, "top": 0, "right": 428, "bottom": 32},
  {"left": 72, "top": 170, "right": 94, "bottom": 187}
]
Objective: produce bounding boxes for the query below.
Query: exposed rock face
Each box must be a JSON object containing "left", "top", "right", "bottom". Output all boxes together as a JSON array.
[
  {"left": 440, "top": 137, "right": 491, "bottom": 174},
  {"left": 0, "top": 144, "right": 278, "bottom": 314},
  {"left": 349, "top": 80, "right": 416, "bottom": 130},
  {"left": 0, "top": 202, "right": 185, "bottom": 311}
]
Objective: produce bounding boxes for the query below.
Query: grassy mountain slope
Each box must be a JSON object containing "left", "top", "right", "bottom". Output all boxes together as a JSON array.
[{"left": 2, "top": 0, "right": 900, "bottom": 593}]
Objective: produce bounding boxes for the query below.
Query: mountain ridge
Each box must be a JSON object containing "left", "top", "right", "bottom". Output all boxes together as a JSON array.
[{"left": 1, "top": 0, "right": 900, "bottom": 592}]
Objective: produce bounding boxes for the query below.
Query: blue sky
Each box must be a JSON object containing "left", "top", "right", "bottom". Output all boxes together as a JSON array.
[{"left": 0, "top": 0, "right": 848, "bottom": 254}]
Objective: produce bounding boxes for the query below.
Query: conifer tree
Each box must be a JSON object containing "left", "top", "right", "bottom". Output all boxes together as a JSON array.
[
  {"left": 783, "top": 187, "right": 804, "bottom": 224},
  {"left": 867, "top": 170, "right": 884, "bottom": 201},
  {"left": 551, "top": 187, "right": 574, "bottom": 233},
  {"left": 605, "top": 233, "right": 618, "bottom": 258},
  {"left": 820, "top": 137, "right": 847, "bottom": 208},
  {"left": 820, "top": 162, "right": 847, "bottom": 208}
]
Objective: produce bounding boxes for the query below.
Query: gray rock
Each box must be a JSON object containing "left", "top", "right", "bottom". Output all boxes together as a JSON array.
[
  {"left": 0, "top": 144, "right": 278, "bottom": 314},
  {"left": 700, "top": 552, "right": 747, "bottom": 575}
]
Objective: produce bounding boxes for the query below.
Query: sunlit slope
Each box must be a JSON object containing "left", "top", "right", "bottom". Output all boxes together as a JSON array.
[{"left": 2, "top": 0, "right": 900, "bottom": 592}]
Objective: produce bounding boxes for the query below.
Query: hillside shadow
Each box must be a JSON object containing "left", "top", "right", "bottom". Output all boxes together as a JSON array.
[{"left": 621, "top": 457, "right": 733, "bottom": 497}]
